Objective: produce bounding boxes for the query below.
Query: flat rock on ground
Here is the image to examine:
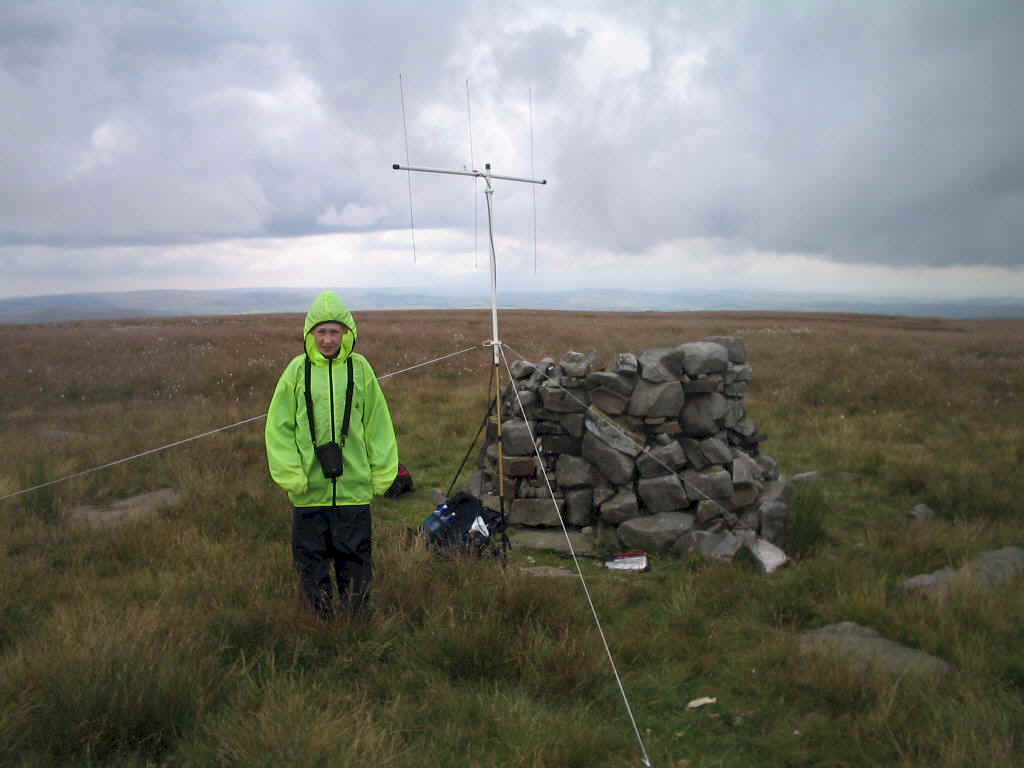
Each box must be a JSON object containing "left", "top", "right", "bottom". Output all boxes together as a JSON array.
[
  {"left": 69, "top": 488, "right": 182, "bottom": 528},
  {"left": 507, "top": 527, "right": 595, "bottom": 555},
  {"left": 518, "top": 565, "right": 578, "bottom": 579},
  {"left": 902, "top": 546, "right": 1024, "bottom": 597},
  {"left": 799, "top": 621, "right": 951, "bottom": 679}
]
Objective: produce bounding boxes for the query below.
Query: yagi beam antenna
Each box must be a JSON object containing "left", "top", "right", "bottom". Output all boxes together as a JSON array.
[{"left": 391, "top": 162, "right": 546, "bottom": 368}]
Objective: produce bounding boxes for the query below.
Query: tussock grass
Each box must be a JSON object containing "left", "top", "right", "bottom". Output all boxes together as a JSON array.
[{"left": 2, "top": 310, "right": 1023, "bottom": 765}]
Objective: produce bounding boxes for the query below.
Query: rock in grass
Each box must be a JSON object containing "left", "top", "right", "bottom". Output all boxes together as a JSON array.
[
  {"left": 791, "top": 470, "right": 823, "bottom": 485},
  {"left": 966, "top": 546, "right": 1024, "bottom": 587},
  {"left": 901, "top": 567, "right": 955, "bottom": 597},
  {"left": 908, "top": 503, "right": 936, "bottom": 520},
  {"left": 902, "top": 546, "right": 1024, "bottom": 598},
  {"left": 519, "top": 565, "right": 578, "bottom": 578},
  {"left": 741, "top": 535, "right": 789, "bottom": 572},
  {"left": 69, "top": 488, "right": 182, "bottom": 528},
  {"left": 798, "top": 622, "right": 951, "bottom": 679}
]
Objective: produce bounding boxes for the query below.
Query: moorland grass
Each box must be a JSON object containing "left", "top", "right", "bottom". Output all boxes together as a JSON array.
[{"left": 1, "top": 310, "right": 1022, "bottom": 766}]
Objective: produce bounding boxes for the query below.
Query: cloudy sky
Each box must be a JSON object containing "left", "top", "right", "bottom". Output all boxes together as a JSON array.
[{"left": 3, "top": 0, "right": 1023, "bottom": 301}]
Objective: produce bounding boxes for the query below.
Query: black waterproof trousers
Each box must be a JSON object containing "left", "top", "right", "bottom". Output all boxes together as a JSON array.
[{"left": 292, "top": 504, "right": 372, "bottom": 620}]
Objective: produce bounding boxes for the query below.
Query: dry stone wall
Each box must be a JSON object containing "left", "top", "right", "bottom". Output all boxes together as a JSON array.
[{"left": 470, "top": 336, "right": 790, "bottom": 564}]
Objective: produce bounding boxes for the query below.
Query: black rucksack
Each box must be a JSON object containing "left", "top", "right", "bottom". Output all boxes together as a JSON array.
[
  {"left": 421, "top": 491, "right": 509, "bottom": 559},
  {"left": 384, "top": 464, "right": 414, "bottom": 498}
]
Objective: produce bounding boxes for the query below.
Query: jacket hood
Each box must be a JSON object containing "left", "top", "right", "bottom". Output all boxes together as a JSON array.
[{"left": 303, "top": 291, "right": 357, "bottom": 362}]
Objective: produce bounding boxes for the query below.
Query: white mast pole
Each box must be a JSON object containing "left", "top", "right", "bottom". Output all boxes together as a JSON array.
[{"left": 484, "top": 172, "right": 500, "bottom": 366}]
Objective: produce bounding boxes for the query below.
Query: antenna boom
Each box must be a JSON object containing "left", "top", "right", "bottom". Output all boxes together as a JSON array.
[{"left": 392, "top": 163, "right": 546, "bottom": 185}]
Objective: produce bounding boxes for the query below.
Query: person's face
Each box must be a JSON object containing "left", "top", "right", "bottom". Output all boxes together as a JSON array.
[{"left": 313, "top": 322, "right": 346, "bottom": 358}]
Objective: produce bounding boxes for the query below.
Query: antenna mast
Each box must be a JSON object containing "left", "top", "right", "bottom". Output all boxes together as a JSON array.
[{"left": 391, "top": 161, "right": 546, "bottom": 516}]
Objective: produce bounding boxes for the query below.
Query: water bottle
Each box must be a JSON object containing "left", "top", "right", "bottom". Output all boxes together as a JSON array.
[{"left": 423, "top": 504, "right": 450, "bottom": 540}]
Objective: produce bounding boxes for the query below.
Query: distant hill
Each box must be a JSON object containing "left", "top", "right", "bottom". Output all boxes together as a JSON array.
[
  {"left": 0, "top": 287, "right": 463, "bottom": 324},
  {"left": 1, "top": 286, "right": 1023, "bottom": 324}
]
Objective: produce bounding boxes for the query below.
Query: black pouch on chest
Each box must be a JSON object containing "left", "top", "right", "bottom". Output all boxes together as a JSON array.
[
  {"left": 314, "top": 442, "right": 344, "bottom": 479},
  {"left": 305, "top": 355, "right": 354, "bottom": 480}
]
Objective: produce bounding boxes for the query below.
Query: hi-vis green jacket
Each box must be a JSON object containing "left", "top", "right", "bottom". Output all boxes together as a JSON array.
[{"left": 265, "top": 291, "right": 398, "bottom": 507}]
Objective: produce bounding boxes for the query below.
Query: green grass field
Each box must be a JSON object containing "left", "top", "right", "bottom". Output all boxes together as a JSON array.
[{"left": 1, "top": 309, "right": 1022, "bottom": 766}]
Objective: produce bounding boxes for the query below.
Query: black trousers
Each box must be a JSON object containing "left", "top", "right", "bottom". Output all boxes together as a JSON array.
[{"left": 292, "top": 504, "right": 372, "bottom": 619}]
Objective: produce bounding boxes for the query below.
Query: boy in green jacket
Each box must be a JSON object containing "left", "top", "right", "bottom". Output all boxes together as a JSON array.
[{"left": 265, "top": 291, "right": 399, "bottom": 619}]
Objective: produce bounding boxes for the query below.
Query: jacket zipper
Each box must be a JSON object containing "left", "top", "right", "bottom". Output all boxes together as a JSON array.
[{"left": 328, "top": 358, "right": 337, "bottom": 509}]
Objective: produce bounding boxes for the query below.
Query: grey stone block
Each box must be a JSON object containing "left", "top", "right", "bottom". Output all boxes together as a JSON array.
[
  {"left": 566, "top": 487, "right": 594, "bottom": 526},
  {"left": 539, "top": 434, "right": 582, "bottom": 456},
  {"left": 558, "top": 412, "right": 585, "bottom": 438},
  {"left": 508, "top": 498, "right": 565, "bottom": 527},
  {"left": 638, "top": 473, "right": 689, "bottom": 514},
  {"left": 638, "top": 347, "right": 687, "bottom": 382},
  {"left": 556, "top": 454, "right": 592, "bottom": 489},
  {"left": 560, "top": 351, "right": 591, "bottom": 378},
  {"left": 678, "top": 341, "right": 729, "bottom": 376},
  {"left": 680, "top": 392, "right": 728, "bottom": 438},
  {"left": 700, "top": 437, "right": 734, "bottom": 466},
  {"left": 598, "top": 489, "right": 640, "bottom": 525},
  {"left": 628, "top": 379, "right": 685, "bottom": 418},
  {"left": 696, "top": 498, "right": 730, "bottom": 523},
  {"left": 675, "top": 530, "right": 744, "bottom": 559},
  {"left": 702, "top": 336, "right": 747, "bottom": 364},
  {"left": 756, "top": 454, "right": 780, "bottom": 481},
  {"left": 590, "top": 387, "right": 630, "bottom": 415},
  {"left": 682, "top": 375, "right": 723, "bottom": 394},
  {"left": 682, "top": 467, "right": 734, "bottom": 502},
  {"left": 615, "top": 353, "right": 638, "bottom": 375},
  {"left": 501, "top": 419, "right": 536, "bottom": 456},
  {"left": 510, "top": 360, "right": 536, "bottom": 379},
  {"left": 584, "top": 406, "right": 644, "bottom": 456},
  {"left": 582, "top": 432, "right": 636, "bottom": 485},
  {"left": 618, "top": 512, "right": 696, "bottom": 552},
  {"left": 585, "top": 370, "right": 636, "bottom": 396},
  {"left": 540, "top": 382, "right": 589, "bottom": 413},
  {"left": 637, "top": 441, "right": 687, "bottom": 478}
]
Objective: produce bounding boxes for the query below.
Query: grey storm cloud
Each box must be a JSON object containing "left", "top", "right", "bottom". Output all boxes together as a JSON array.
[{"left": 2, "top": 0, "right": 1023, "bottom": 267}]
